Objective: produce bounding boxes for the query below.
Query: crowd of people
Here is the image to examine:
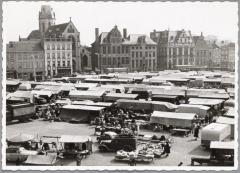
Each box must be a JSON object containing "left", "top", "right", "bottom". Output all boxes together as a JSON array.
[{"left": 35, "top": 103, "right": 62, "bottom": 122}]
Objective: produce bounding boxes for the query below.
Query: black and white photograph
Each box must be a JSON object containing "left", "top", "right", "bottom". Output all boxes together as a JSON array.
[{"left": 1, "top": 1, "right": 238, "bottom": 170}]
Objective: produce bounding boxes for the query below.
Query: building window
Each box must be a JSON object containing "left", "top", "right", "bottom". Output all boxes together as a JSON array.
[
  {"left": 52, "top": 44, "right": 55, "bottom": 50},
  {"left": 48, "top": 70, "right": 50, "bottom": 76},
  {"left": 67, "top": 44, "right": 71, "bottom": 50},
  {"left": 103, "top": 46, "right": 106, "bottom": 54},
  {"left": 136, "top": 52, "right": 138, "bottom": 58},
  {"left": 184, "top": 47, "right": 188, "bottom": 55},
  {"left": 108, "top": 46, "right": 111, "bottom": 53},
  {"left": 62, "top": 53, "right": 65, "bottom": 59},
  {"left": 179, "top": 59, "right": 182, "bottom": 65},
  {"left": 47, "top": 44, "right": 50, "bottom": 50},
  {"left": 112, "top": 46, "right": 116, "bottom": 54},
  {"left": 57, "top": 53, "right": 60, "bottom": 59},
  {"left": 102, "top": 57, "right": 106, "bottom": 65},
  {"left": 52, "top": 53, "right": 56, "bottom": 59},
  {"left": 122, "top": 57, "right": 125, "bottom": 64},
  {"left": 153, "top": 52, "right": 155, "bottom": 57},
  {"left": 117, "top": 46, "right": 121, "bottom": 54},
  {"left": 132, "top": 60, "right": 134, "bottom": 68},
  {"left": 126, "top": 57, "right": 129, "bottom": 64},
  {"left": 47, "top": 53, "right": 50, "bottom": 59},
  {"left": 140, "top": 60, "right": 142, "bottom": 67},
  {"left": 57, "top": 44, "right": 60, "bottom": 50},
  {"left": 136, "top": 60, "right": 138, "bottom": 67},
  {"left": 58, "top": 61, "right": 60, "bottom": 66},
  {"left": 47, "top": 61, "right": 50, "bottom": 66},
  {"left": 53, "top": 70, "right": 56, "bottom": 76},
  {"left": 140, "top": 52, "right": 142, "bottom": 57},
  {"left": 67, "top": 61, "right": 70, "bottom": 66},
  {"left": 52, "top": 61, "right": 55, "bottom": 67},
  {"left": 122, "top": 46, "right": 125, "bottom": 54},
  {"left": 132, "top": 52, "right": 134, "bottom": 58},
  {"left": 145, "top": 52, "right": 148, "bottom": 57},
  {"left": 126, "top": 47, "right": 129, "bottom": 53},
  {"left": 62, "top": 44, "right": 65, "bottom": 50},
  {"left": 63, "top": 61, "right": 65, "bottom": 67}
]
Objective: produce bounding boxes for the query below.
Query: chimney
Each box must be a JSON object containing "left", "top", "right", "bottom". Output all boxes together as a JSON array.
[
  {"left": 95, "top": 28, "right": 99, "bottom": 42},
  {"left": 123, "top": 28, "right": 127, "bottom": 39}
]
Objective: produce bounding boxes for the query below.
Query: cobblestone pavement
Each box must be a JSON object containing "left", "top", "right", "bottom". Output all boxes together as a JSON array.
[{"left": 6, "top": 120, "right": 210, "bottom": 166}]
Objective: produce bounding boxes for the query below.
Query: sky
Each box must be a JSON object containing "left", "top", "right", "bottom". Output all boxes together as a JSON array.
[{"left": 2, "top": 1, "right": 238, "bottom": 47}]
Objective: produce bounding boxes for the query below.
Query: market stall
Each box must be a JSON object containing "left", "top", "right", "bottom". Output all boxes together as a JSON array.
[
  {"left": 60, "top": 105, "right": 105, "bottom": 123},
  {"left": 150, "top": 111, "right": 196, "bottom": 128}
]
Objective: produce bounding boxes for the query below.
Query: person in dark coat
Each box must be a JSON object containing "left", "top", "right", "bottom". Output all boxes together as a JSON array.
[
  {"left": 161, "top": 141, "right": 171, "bottom": 157},
  {"left": 194, "top": 124, "right": 200, "bottom": 140}
]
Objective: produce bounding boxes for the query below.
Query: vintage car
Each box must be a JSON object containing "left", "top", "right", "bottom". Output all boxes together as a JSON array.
[
  {"left": 97, "top": 131, "right": 118, "bottom": 143},
  {"left": 6, "top": 146, "right": 38, "bottom": 162},
  {"left": 99, "top": 134, "right": 137, "bottom": 152}
]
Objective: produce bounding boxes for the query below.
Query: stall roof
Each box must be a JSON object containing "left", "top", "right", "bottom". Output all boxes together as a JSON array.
[
  {"left": 210, "top": 141, "right": 235, "bottom": 150},
  {"left": 55, "top": 99, "right": 71, "bottom": 105},
  {"left": 151, "top": 101, "right": 178, "bottom": 110},
  {"left": 6, "top": 80, "right": 21, "bottom": 86},
  {"left": 177, "top": 104, "right": 210, "bottom": 110},
  {"left": 188, "top": 98, "right": 224, "bottom": 106},
  {"left": 72, "top": 101, "right": 113, "bottom": 107},
  {"left": 152, "top": 95, "right": 179, "bottom": 99},
  {"left": 74, "top": 83, "right": 99, "bottom": 89},
  {"left": 9, "top": 90, "right": 33, "bottom": 99},
  {"left": 62, "top": 105, "right": 105, "bottom": 111},
  {"left": 24, "top": 155, "right": 57, "bottom": 165},
  {"left": 59, "top": 135, "right": 91, "bottom": 143},
  {"left": 69, "top": 90, "right": 105, "bottom": 97},
  {"left": 202, "top": 123, "right": 229, "bottom": 131},
  {"left": 31, "top": 90, "right": 53, "bottom": 97},
  {"left": 151, "top": 111, "right": 196, "bottom": 120},
  {"left": 8, "top": 133, "right": 35, "bottom": 143},
  {"left": 105, "top": 93, "right": 138, "bottom": 99},
  {"left": 216, "top": 116, "right": 235, "bottom": 125},
  {"left": 197, "top": 93, "right": 229, "bottom": 100}
]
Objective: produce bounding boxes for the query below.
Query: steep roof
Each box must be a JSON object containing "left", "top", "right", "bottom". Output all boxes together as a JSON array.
[
  {"left": 27, "top": 30, "right": 42, "bottom": 40},
  {"left": 7, "top": 40, "right": 43, "bottom": 52},
  {"left": 123, "top": 34, "right": 156, "bottom": 45},
  {"left": 44, "top": 22, "right": 69, "bottom": 38}
]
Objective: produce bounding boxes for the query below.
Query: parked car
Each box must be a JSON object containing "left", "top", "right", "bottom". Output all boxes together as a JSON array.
[
  {"left": 6, "top": 146, "right": 38, "bottom": 162},
  {"left": 99, "top": 134, "right": 137, "bottom": 152},
  {"left": 97, "top": 131, "right": 117, "bottom": 143}
]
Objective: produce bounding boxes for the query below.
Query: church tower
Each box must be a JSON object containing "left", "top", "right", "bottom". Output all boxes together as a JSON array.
[{"left": 39, "top": 5, "right": 55, "bottom": 35}]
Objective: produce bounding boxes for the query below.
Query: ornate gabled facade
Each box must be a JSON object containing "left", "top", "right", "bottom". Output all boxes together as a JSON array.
[
  {"left": 192, "top": 33, "right": 211, "bottom": 68},
  {"left": 6, "top": 5, "right": 91, "bottom": 80},
  {"left": 122, "top": 34, "right": 157, "bottom": 72},
  {"left": 220, "top": 42, "right": 235, "bottom": 71},
  {"left": 150, "top": 29, "right": 195, "bottom": 70},
  {"left": 92, "top": 26, "right": 157, "bottom": 72}
]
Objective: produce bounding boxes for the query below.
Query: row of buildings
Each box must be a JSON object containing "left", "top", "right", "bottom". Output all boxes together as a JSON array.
[{"left": 6, "top": 5, "right": 235, "bottom": 81}]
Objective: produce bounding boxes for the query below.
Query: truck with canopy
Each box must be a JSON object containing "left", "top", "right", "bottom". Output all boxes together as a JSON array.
[
  {"left": 59, "top": 105, "right": 105, "bottom": 123},
  {"left": 59, "top": 135, "right": 92, "bottom": 156},
  {"left": 150, "top": 111, "right": 196, "bottom": 128},
  {"left": 176, "top": 104, "right": 210, "bottom": 118},
  {"left": 69, "top": 90, "right": 106, "bottom": 102},
  {"left": 201, "top": 123, "right": 231, "bottom": 147}
]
